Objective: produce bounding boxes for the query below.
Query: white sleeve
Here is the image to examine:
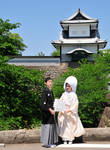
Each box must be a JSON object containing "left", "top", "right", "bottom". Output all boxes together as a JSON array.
[{"left": 70, "top": 94, "right": 79, "bottom": 114}]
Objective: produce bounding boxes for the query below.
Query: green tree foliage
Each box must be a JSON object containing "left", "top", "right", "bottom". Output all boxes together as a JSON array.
[
  {"left": 53, "top": 51, "right": 110, "bottom": 127},
  {"left": 37, "top": 51, "right": 45, "bottom": 56},
  {"left": 51, "top": 49, "right": 60, "bottom": 56},
  {"left": 0, "top": 56, "right": 45, "bottom": 130},
  {"left": 0, "top": 18, "right": 27, "bottom": 56}
]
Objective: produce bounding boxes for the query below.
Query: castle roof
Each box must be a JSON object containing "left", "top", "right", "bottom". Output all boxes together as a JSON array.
[
  {"left": 67, "top": 48, "right": 93, "bottom": 54},
  {"left": 52, "top": 37, "right": 106, "bottom": 45},
  {"left": 52, "top": 37, "right": 107, "bottom": 49},
  {"left": 60, "top": 9, "right": 98, "bottom": 25},
  {"left": 51, "top": 9, "right": 107, "bottom": 52}
]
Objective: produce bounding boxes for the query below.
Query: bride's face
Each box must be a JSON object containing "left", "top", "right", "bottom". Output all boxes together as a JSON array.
[{"left": 66, "top": 83, "right": 72, "bottom": 92}]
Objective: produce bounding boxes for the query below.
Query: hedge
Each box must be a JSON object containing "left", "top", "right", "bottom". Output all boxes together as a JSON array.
[{"left": 0, "top": 56, "right": 45, "bottom": 130}]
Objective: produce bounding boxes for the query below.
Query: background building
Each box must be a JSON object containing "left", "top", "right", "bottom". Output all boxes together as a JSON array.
[
  {"left": 52, "top": 9, "right": 107, "bottom": 62},
  {"left": 8, "top": 9, "right": 107, "bottom": 77}
]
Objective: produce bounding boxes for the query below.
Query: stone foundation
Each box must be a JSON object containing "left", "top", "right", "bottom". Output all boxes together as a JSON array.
[
  {"left": 98, "top": 107, "right": 110, "bottom": 127},
  {"left": 0, "top": 128, "right": 110, "bottom": 144},
  {"left": 24, "top": 62, "right": 68, "bottom": 79}
]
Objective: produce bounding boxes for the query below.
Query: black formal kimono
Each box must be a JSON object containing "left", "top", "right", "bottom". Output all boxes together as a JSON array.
[
  {"left": 40, "top": 87, "right": 58, "bottom": 145},
  {"left": 41, "top": 87, "right": 55, "bottom": 124}
]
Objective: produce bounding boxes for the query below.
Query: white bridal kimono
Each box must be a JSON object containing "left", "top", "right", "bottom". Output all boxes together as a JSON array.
[{"left": 58, "top": 76, "right": 85, "bottom": 141}]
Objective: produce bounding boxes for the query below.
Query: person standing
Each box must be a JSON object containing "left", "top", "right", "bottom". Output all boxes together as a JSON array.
[
  {"left": 58, "top": 76, "right": 85, "bottom": 144},
  {"left": 40, "top": 77, "right": 58, "bottom": 148}
]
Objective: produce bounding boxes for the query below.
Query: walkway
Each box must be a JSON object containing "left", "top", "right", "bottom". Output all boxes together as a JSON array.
[{"left": 1, "top": 142, "right": 110, "bottom": 150}]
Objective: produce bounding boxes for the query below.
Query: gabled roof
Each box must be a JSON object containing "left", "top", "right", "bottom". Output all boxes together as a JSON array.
[
  {"left": 67, "top": 8, "right": 93, "bottom": 20},
  {"left": 60, "top": 9, "right": 98, "bottom": 24},
  {"left": 67, "top": 48, "right": 93, "bottom": 54}
]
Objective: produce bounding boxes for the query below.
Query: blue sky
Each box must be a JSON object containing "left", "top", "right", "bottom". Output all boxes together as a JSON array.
[{"left": 0, "top": 0, "right": 110, "bottom": 56}]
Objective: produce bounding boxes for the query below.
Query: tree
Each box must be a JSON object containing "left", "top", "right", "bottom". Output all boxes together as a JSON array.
[
  {"left": 51, "top": 49, "right": 60, "bottom": 56},
  {"left": 0, "top": 18, "right": 27, "bottom": 56},
  {"left": 53, "top": 51, "right": 110, "bottom": 127},
  {"left": 37, "top": 51, "right": 45, "bottom": 56}
]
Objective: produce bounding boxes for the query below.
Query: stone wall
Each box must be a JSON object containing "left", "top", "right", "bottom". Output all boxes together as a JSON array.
[
  {"left": 24, "top": 62, "right": 82, "bottom": 79},
  {"left": 0, "top": 128, "right": 110, "bottom": 144},
  {"left": 98, "top": 93, "right": 110, "bottom": 127},
  {"left": 98, "top": 107, "right": 110, "bottom": 127},
  {"left": 24, "top": 62, "right": 69, "bottom": 79}
]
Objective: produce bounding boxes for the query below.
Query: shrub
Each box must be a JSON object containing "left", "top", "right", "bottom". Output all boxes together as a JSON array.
[{"left": 0, "top": 56, "right": 45, "bottom": 130}]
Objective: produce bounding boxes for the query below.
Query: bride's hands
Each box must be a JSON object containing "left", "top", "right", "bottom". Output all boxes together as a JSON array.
[{"left": 65, "top": 109, "right": 71, "bottom": 113}]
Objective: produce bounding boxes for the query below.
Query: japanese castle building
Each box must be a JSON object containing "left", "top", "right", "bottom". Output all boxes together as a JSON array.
[
  {"left": 8, "top": 9, "right": 107, "bottom": 68},
  {"left": 52, "top": 9, "right": 107, "bottom": 62}
]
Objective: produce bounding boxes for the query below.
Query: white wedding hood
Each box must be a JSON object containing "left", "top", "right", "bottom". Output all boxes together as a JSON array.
[{"left": 64, "top": 76, "right": 78, "bottom": 93}]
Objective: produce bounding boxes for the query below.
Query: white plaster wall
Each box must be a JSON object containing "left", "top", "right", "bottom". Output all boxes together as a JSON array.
[
  {"left": 61, "top": 44, "right": 98, "bottom": 61},
  {"left": 61, "top": 54, "right": 72, "bottom": 61},
  {"left": 82, "top": 44, "right": 97, "bottom": 53},
  {"left": 69, "top": 24, "right": 90, "bottom": 37},
  {"left": 62, "top": 45, "right": 77, "bottom": 54},
  {"left": 62, "top": 44, "right": 97, "bottom": 54},
  {"left": 61, "top": 45, "right": 77, "bottom": 61},
  {"left": 8, "top": 62, "right": 60, "bottom": 66}
]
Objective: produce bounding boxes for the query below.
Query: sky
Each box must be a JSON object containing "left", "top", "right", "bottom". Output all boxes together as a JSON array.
[{"left": 0, "top": 0, "right": 110, "bottom": 56}]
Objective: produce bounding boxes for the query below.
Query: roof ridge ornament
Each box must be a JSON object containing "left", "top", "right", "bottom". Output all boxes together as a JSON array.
[{"left": 78, "top": 8, "right": 80, "bottom": 12}]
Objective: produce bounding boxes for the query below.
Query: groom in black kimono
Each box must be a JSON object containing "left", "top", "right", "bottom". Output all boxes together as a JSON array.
[{"left": 40, "top": 77, "right": 58, "bottom": 148}]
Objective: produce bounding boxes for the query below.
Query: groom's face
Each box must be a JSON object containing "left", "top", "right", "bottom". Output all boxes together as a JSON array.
[{"left": 46, "top": 79, "right": 53, "bottom": 89}]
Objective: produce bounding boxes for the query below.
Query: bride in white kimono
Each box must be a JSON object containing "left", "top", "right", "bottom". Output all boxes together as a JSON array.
[{"left": 58, "top": 76, "right": 85, "bottom": 144}]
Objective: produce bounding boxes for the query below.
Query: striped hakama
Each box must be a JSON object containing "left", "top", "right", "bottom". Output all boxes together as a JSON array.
[{"left": 40, "top": 124, "right": 58, "bottom": 145}]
